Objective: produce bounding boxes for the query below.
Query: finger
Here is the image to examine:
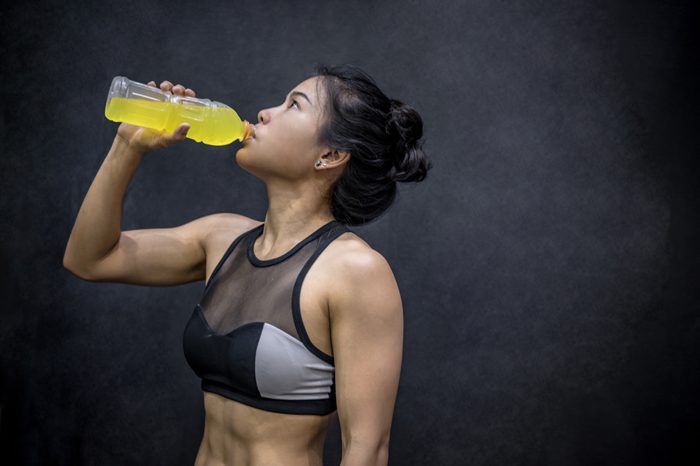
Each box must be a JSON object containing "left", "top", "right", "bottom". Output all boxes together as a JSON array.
[
  {"left": 185, "top": 88, "right": 196, "bottom": 97},
  {"left": 148, "top": 80, "right": 157, "bottom": 87},
  {"left": 160, "top": 80, "right": 173, "bottom": 92},
  {"left": 162, "top": 124, "right": 189, "bottom": 147},
  {"left": 172, "top": 84, "right": 186, "bottom": 95},
  {"left": 175, "top": 123, "right": 190, "bottom": 138}
]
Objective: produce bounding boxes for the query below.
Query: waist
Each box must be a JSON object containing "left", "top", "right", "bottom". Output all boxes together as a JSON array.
[{"left": 200, "top": 391, "right": 333, "bottom": 458}]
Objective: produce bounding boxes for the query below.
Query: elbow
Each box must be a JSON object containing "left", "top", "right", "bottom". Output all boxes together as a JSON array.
[
  {"left": 341, "top": 435, "right": 390, "bottom": 466},
  {"left": 62, "top": 252, "right": 72, "bottom": 272},
  {"left": 62, "top": 255, "right": 94, "bottom": 281},
  {"left": 374, "top": 441, "right": 390, "bottom": 466},
  {"left": 62, "top": 247, "right": 78, "bottom": 275}
]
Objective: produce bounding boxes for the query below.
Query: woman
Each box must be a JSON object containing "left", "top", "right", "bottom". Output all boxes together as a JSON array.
[{"left": 63, "top": 64, "right": 431, "bottom": 466}]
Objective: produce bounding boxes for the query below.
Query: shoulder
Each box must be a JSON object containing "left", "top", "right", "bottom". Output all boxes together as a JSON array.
[
  {"left": 198, "top": 212, "right": 262, "bottom": 235},
  {"left": 323, "top": 230, "right": 402, "bottom": 318},
  {"left": 327, "top": 231, "right": 391, "bottom": 272},
  {"left": 196, "top": 212, "right": 263, "bottom": 253}
]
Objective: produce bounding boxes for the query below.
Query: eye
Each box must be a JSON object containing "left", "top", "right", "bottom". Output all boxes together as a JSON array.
[{"left": 287, "top": 99, "right": 299, "bottom": 109}]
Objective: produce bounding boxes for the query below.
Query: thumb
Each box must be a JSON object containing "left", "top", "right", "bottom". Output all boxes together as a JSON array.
[
  {"left": 168, "top": 124, "right": 190, "bottom": 143},
  {"left": 176, "top": 123, "right": 190, "bottom": 137}
]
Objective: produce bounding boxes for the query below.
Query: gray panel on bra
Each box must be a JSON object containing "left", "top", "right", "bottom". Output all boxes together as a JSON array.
[{"left": 255, "top": 323, "right": 335, "bottom": 400}]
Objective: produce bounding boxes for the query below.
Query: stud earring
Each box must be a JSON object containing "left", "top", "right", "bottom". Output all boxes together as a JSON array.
[{"left": 315, "top": 160, "right": 324, "bottom": 168}]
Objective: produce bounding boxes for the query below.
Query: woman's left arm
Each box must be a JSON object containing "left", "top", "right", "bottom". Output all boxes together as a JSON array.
[{"left": 329, "top": 248, "right": 404, "bottom": 466}]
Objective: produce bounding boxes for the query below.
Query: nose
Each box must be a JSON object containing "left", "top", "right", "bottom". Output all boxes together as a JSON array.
[{"left": 257, "top": 108, "right": 268, "bottom": 124}]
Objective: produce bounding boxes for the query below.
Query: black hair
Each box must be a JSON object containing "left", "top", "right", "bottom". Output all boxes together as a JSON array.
[{"left": 311, "top": 63, "right": 432, "bottom": 226}]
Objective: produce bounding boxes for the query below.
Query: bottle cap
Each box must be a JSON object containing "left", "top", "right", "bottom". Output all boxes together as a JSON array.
[{"left": 243, "top": 120, "right": 251, "bottom": 141}]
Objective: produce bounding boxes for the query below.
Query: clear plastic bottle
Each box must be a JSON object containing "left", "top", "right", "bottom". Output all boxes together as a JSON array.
[{"left": 104, "top": 76, "right": 251, "bottom": 146}]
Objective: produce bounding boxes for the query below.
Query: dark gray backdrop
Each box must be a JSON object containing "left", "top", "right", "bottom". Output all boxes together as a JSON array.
[{"left": 1, "top": 0, "right": 697, "bottom": 465}]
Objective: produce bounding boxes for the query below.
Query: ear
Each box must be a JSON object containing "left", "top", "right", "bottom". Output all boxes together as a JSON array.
[{"left": 319, "top": 149, "right": 351, "bottom": 169}]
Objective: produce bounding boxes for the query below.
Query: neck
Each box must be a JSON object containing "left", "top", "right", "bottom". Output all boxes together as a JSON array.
[{"left": 257, "top": 181, "right": 335, "bottom": 254}]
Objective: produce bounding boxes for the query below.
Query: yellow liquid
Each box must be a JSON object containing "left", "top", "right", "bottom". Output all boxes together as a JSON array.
[{"left": 105, "top": 97, "right": 246, "bottom": 146}]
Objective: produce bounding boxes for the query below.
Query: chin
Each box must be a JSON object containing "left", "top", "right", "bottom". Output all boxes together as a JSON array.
[{"left": 234, "top": 148, "right": 262, "bottom": 175}]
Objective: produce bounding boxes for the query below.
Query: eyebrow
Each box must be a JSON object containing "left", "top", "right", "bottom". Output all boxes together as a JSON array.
[{"left": 288, "top": 91, "right": 312, "bottom": 106}]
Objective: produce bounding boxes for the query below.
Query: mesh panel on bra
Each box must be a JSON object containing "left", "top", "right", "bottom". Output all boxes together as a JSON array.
[{"left": 197, "top": 223, "right": 338, "bottom": 340}]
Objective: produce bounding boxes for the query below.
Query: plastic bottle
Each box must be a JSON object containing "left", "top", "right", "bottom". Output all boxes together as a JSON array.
[{"left": 104, "top": 76, "right": 251, "bottom": 146}]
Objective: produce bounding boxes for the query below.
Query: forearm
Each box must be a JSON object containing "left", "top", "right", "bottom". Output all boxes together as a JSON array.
[{"left": 63, "top": 136, "right": 145, "bottom": 271}]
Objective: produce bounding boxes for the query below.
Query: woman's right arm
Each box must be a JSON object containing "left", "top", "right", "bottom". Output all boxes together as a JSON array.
[{"left": 62, "top": 80, "right": 250, "bottom": 286}]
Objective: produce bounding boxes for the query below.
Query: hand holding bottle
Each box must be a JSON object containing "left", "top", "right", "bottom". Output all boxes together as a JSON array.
[
  {"left": 116, "top": 80, "right": 196, "bottom": 153},
  {"left": 107, "top": 76, "right": 250, "bottom": 149}
]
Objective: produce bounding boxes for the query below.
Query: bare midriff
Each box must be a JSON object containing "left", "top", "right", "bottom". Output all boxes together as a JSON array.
[{"left": 194, "top": 391, "right": 334, "bottom": 466}]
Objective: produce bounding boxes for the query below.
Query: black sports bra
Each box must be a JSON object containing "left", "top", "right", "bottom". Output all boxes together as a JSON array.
[{"left": 182, "top": 219, "right": 350, "bottom": 415}]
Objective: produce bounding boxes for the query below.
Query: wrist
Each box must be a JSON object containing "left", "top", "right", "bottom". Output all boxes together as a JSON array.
[{"left": 113, "top": 134, "right": 147, "bottom": 157}]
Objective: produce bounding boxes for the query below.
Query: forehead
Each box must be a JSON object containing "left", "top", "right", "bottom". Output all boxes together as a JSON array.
[
  {"left": 293, "top": 76, "right": 320, "bottom": 93},
  {"left": 289, "top": 76, "right": 324, "bottom": 102}
]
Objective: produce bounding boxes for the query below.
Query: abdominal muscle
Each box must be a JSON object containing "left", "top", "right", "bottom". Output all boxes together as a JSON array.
[{"left": 194, "top": 391, "right": 334, "bottom": 466}]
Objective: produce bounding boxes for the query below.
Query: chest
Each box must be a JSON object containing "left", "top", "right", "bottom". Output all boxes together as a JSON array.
[{"left": 203, "top": 229, "right": 337, "bottom": 357}]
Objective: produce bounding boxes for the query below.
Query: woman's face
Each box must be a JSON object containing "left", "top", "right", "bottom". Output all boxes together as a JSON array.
[{"left": 235, "top": 76, "right": 328, "bottom": 181}]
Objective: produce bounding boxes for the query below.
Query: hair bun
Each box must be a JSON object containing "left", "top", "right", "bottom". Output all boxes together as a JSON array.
[
  {"left": 385, "top": 98, "right": 428, "bottom": 183},
  {"left": 386, "top": 99, "right": 423, "bottom": 150}
]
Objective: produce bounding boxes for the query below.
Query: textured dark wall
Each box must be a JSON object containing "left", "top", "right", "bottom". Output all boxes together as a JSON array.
[{"left": 1, "top": 0, "right": 697, "bottom": 465}]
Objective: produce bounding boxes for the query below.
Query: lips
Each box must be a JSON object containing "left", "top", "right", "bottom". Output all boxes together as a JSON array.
[{"left": 243, "top": 121, "right": 256, "bottom": 142}]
